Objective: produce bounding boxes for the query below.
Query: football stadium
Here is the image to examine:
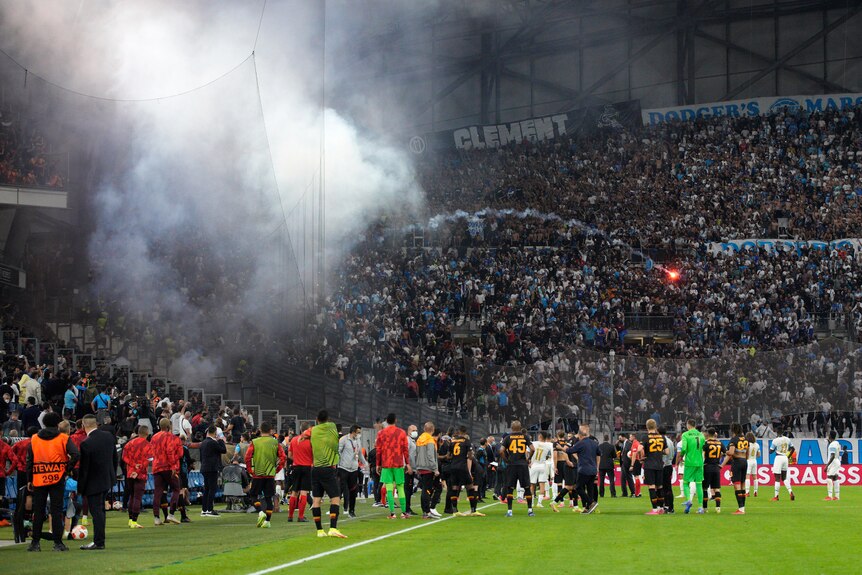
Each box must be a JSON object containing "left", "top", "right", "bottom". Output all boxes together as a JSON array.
[{"left": 0, "top": 1, "right": 861, "bottom": 573}]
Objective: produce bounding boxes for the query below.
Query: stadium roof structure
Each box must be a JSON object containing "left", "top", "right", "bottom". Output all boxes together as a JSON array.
[{"left": 332, "top": 0, "right": 862, "bottom": 132}]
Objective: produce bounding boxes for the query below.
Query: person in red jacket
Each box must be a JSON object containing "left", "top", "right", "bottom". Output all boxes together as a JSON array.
[
  {"left": 375, "top": 413, "right": 411, "bottom": 518},
  {"left": 0, "top": 437, "right": 18, "bottom": 525},
  {"left": 69, "top": 421, "right": 91, "bottom": 526},
  {"left": 149, "top": 418, "right": 183, "bottom": 525},
  {"left": 287, "top": 423, "right": 313, "bottom": 522},
  {"left": 11, "top": 426, "right": 37, "bottom": 488},
  {"left": 628, "top": 433, "right": 642, "bottom": 498},
  {"left": 122, "top": 426, "right": 152, "bottom": 529}
]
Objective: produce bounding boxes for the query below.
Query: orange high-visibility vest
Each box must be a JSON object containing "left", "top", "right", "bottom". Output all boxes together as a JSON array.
[{"left": 30, "top": 433, "right": 69, "bottom": 487}]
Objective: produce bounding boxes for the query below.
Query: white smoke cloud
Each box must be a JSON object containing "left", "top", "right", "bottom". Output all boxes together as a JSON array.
[{"left": 0, "top": 0, "right": 425, "bottom": 384}]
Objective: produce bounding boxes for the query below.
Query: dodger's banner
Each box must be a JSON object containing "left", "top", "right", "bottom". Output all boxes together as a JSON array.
[
  {"left": 707, "top": 238, "right": 862, "bottom": 255},
  {"left": 410, "top": 100, "right": 641, "bottom": 153},
  {"left": 643, "top": 92, "right": 862, "bottom": 125}
]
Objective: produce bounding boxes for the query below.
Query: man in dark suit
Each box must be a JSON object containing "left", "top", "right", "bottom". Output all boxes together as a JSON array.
[
  {"left": 199, "top": 425, "right": 226, "bottom": 517},
  {"left": 78, "top": 414, "right": 117, "bottom": 550},
  {"left": 619, "top": 434, "right": 635, "bottom": 497},
  {"left": 597, "top": 435, "right": 617, "bottom": 498}
]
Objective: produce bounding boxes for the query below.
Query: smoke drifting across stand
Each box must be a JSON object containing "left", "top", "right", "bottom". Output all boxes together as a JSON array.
[{"left": 0, "top": 0, "right": 425, "bottom": 385}]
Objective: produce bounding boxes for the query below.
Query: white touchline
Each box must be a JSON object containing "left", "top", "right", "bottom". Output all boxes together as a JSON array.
[{"left": 245, "top": 502, "right": 499, "bottom": 575}]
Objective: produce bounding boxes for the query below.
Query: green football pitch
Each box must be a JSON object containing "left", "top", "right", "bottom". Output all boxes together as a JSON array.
[{"left": 2, "top": 486, "right": 857, "bottom": 574}]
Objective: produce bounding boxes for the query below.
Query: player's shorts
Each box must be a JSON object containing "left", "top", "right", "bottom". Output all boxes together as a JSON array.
[
  {"left": 379, "top": 467, "right": 405, "bottom": 485},
  {"left": 683, "top": 465, "right": 703, "bottom": 483},
  {"left": 506, "top": 465, "right": 531, "bottom": 493},
  {"left": 746, "top": 460, "right": 757, "bottom": 475},
  {"left": 311, "top": 466, "right": 340, "bottom": 499},
  {"left": 731, "top": 458, "right": 747, "bottom": 483},
  {"left": 554, "top": 462, "right": 565, "bottom": 484},
  {"left": 275, "top": 468, "right": 285, "bottom": 481},
  {"left": 529, "top": 464, "right": 549, "bottom": 484},
  {"left": 826, "top": 460, "right": 841, "bottom": 478},
  {"left": 703, "top": 467, "right": 721, "bottom": 489},
  {"left": 448, "top": 467, "right": 473, "bottom": 487},
  {"left": 643, "top": 467, "right": 663, "bottom": 487},
  {"left": 290, "top": 465, "right": 312, "bottom": 492},
  {"left": 772, "top": 454, "right": 788, "bottom": 475},
  {"left": 563, "top": 464, "right": 577, "bottom": 485}
]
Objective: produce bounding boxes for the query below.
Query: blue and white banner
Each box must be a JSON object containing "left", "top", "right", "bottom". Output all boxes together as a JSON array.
[
  {"left": 706, "top": 238, "right": 862, "bottom": 255},
  {"left": 642, "top": 92, "right": 862, "bottom": 125}
]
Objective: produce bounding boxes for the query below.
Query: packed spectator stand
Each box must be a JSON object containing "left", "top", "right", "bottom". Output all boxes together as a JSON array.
[
  {"left": 3, "top": 102, "right": 862, "bottom": 449},
  {"left": 0, "top": 104, "right": 65, "bottom": 189},
  {"left": 290, "top": 104, "right": 862, "bottom": 433}
]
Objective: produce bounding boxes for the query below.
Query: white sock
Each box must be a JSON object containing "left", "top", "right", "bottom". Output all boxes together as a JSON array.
[
  {"left": 834, "top": 480, "right": 840, "bottom": 499},
  {"left": 783, "top": 479, "right": 792, "bottom": 493},
  {"left": 753, "top": 479, "right": 758, "bottom": 494},
  {"left": 688, "top": 482, "right": 697, "bottom": 503},
  {"left": 744, "top": 479, "right": 750, "bottom": 494},
  {"left": 774, "top": 482, "right": 780, "bottom": 496},
  {"left": 826, "top": 479, "right": 833, "bottom": 498}
]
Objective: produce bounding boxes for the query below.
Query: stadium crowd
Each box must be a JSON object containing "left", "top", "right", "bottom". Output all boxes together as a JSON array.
[
  {"left": 280, "top": 104, "right": 862, "bottom": 429},
  {"left": 0, "top": 108, "right": 65, "bottom": 189}
]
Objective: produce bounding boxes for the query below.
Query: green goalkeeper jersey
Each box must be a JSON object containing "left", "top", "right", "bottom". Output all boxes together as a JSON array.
[{"left": 680, "top": 428, "right": 705, "bottom": 467}]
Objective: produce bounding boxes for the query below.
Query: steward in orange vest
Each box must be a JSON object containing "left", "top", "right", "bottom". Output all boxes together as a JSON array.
[{"left": 25, "top": 412, "right": 80, "bottom": 551}]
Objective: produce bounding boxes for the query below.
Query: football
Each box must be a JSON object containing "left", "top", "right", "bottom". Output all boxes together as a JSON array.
[
  {"left": 113, "top": 501, "right": 123, "bottom": 511},
  {"left": 70, "top": 525, "right": 88, "bottom": 540}
]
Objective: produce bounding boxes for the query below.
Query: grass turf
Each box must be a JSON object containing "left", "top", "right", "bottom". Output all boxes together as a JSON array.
[{"left": 1, "top": 486, "right": 857, "bottom": 575}]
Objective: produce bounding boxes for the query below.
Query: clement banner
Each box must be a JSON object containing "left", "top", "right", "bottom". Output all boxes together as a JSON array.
[
  {"left": 409, "top": 100, "right": 641, "bottom": 153},
  {"left": 642, "top": 92, "right": 862, "bottom": 125}
]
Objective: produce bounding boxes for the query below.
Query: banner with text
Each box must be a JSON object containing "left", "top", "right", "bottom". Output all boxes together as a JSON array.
[
  {"left": 607, "top": 438, "right": 862, "bottom": 488},
  {"left": 706, "top": 238, "right": 862, "bottom": 255},
  {"left": 409, "top": 100, "right": 641, "bottom": 154},
  {"left": 642, "top": 92, "right": 862, "bottom": 126}
]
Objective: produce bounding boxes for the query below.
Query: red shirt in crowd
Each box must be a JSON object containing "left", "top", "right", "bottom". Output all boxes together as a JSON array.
[
  {"left": 70, "top": 428, "right": 87, "bottom": 469},
  {"left": 150, "top": 431, "right": 183, "bottom": 473},
  {"left": 289, "top": 429, "right": 313, "bottom": 467},
  {"left": 375, "top": 425, "right": 409, "bottom": 469},
  {"left": 11, "top": 438, "right": 30, "bottom": 472},
  {"left": 122, "top": 436, "right": 153, "bottom": 479},
  {"left": 0, "top": 440, "right": 18, "bottom": 478}
]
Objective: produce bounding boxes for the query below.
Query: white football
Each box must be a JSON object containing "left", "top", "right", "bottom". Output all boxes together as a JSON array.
[
  {"left": 71, "top": 525, "right": 88, "bottom": 540},
  {"left": 112, "top": 501, "right": 123, "bottom": 511}
]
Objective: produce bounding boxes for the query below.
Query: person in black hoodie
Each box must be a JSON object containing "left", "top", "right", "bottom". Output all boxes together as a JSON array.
[
  {"left": 20, "top": 397, "right": 41, "bottom": 431},
  {"left": 199, "top": 425, "right": 226, "bottom": 516},
  {"left": 25, "top": 411, "right": 79, "bottom": 552}
]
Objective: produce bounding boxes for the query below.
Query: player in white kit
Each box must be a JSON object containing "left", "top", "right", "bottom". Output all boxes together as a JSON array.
[
  {"left": 825, "top": 430, "right": 842, "bottom": 501},
  {"left": 675, "top": 439, "right": 685, "bottom": 498},
  {"left": 530, "top": 432, "right": 554, "bottom": 507},
  {"left": 770, "top": 428, "right": 795, "bottom": 501},
  {"left": 744, "top": 432, "right": 759, "bottom": 497}
]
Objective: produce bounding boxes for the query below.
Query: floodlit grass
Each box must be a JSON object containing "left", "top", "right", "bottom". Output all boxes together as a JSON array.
[{"left": 1, "top": 486, "right": 857, "bottom": 574}]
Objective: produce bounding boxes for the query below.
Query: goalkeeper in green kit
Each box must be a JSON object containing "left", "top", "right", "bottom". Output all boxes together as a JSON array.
[{"left": 678, "top": 419, "right": 705, "bottom": 514}]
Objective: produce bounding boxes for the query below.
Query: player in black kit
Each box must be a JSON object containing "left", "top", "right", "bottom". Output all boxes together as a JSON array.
[
  {"left": 636, "top": 419, "right": 667, "bottom": 515},
  {"left": 720, "top": 422, "right": 750, "bottom": 515},
  {"left": 501, "top": 420, "right": 534, "bottom": 517},
  {"left": 447, "top": 426, "right": 485, "bottom": 517},
  {"left": 702, "top": 428, "right": 724, "bottom": 513}
]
